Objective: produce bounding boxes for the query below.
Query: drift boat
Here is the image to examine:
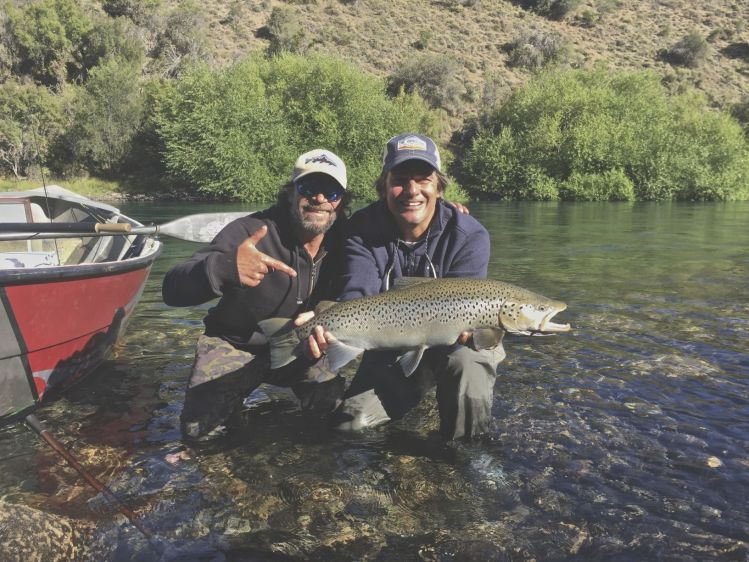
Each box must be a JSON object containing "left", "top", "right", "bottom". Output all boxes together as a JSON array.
[{"left": 0, "top": 185, "right": 163, "bottom": 425}]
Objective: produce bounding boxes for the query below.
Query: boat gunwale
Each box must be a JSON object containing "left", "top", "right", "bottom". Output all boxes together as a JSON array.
[{"left": 0, "top": 239, "right": 163, "bottom": 286}]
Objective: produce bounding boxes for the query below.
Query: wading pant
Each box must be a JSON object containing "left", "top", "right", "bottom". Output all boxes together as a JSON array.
[
  {"left": 333, "top": 345, "right": 502, "bottom": 440},
  {"left": 180, "top": 334, "right": 345, "bottom": 440}
]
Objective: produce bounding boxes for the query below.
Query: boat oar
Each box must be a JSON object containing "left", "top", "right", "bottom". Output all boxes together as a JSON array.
[
  {"left": 0, "top": 211, "right": 251, "bottom": 243},
  {"left": 25, "top": 414, "right": 160, "bottom": 549}
]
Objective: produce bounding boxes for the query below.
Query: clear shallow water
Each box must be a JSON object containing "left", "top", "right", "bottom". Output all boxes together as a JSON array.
[{"left": 1, "top": 201, "right": 747, "bottom": 561}]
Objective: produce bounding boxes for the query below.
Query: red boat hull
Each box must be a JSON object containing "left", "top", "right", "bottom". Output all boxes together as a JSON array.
[{"left": 0, "top": 252, "right": 160, "bottom": 424}]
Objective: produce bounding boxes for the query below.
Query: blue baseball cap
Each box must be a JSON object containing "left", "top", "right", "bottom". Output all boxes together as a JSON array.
[{"left": 381, "top": 133, "right": 441, "bottom": 174}]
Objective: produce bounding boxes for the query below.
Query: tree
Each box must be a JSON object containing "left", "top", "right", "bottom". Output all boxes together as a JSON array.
[
  {"left": 59, "top": 57, "right": 145, "bottom": 176},
  {"left": 0, "top": 80, "right": 64, "bottom": 178},
  {"left": 8, "top": 0, "right": 91, "bottom": 87},
  {"left": 76, "top": 14, "right": 145, "bottom": 81}
]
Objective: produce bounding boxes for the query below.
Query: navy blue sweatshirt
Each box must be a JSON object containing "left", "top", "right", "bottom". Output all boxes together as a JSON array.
[{"left": 338, "top": 199, "right": 490, "bottom": 301}]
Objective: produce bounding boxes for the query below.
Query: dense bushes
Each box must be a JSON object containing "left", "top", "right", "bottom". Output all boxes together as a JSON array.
[
  {"left": 153, "top": 53, "right": 435, "bottom": 201},
  {"left": 505, "top": 30, "right": 567, "bottom": 70},
  {"left": 518, "top": 0, "right": 582, "bottom": 20},
  {"left": 660, "top": 31, "right": 709, "bottom": 68},
  {"left": 457, "top": 69, "right": 749, "bottom": 201},
  {"left": 387, "top": 54, "right": 464, "bottom": 114}
]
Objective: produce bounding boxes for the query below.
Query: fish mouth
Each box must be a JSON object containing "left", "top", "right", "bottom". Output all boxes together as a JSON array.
[{"left": 538, "top": 304, "right": 571, "bottom": 333}]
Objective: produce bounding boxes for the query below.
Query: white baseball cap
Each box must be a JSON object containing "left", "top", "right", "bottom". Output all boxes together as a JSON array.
[{"left": 292, "top": 149, "right": 347, "bottom": 190}]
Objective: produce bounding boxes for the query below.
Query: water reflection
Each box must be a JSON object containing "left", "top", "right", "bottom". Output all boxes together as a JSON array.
[{"left": 0, "top": 202, "right": 747, "bottom": 561}]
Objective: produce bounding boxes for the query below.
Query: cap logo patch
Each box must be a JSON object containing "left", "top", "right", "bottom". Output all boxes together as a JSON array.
[
  {"left": 305, "top": 153, "right": 337, "bottom": 167},
  {"left": 397, "top": 137, "right": 427, "bottom": 152}
]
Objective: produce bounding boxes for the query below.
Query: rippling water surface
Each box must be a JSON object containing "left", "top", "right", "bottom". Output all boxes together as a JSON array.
[{"left": 1, "top": 201, "right": 747, "bottom": 561}]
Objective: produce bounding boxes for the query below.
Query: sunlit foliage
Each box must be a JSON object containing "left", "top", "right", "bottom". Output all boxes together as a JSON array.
[
  {"left": 458, "top": 69, "right": 749, "bottom": 201},
  {"left": 153, "top": 53, "right": 436, "bottom": 201}
]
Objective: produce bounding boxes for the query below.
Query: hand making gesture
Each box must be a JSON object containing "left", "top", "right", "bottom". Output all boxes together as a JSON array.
[{"left": 236, "top": 225, "right": 297, "bottom": 287}]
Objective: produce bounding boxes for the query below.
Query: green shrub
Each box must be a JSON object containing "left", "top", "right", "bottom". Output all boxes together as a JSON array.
[
  {"left": 456, "top": 69, "right": 749, "bottom": 201},
  {"left": 387, "top": 54, "right": 464, "bottom": 114},
  {"left": 520, "top": 0, "right": 582, "bottom": 20},
  {"left": 576, "top": 9, "right": 599, "bottom": 28},
  {"left": 731, "top": 97, "right": 749, "bottom": 137},
  {"left": 560, "top": 169, "right": 634, "bottom": 200},
  {"left": 505, "top": 30, "right": 566, "bottom": 70},
  {"left": 265, "top": 6, "right": 308, "bottom": 55},
  {"left": 149, "top": 0, "right": 210, "bottom": 79},
  {"left": 101, "top": 0, "right": 160, "bottom": 23},
  {"left": 153, "top": 53, "right": 436, "bottom": 201},
  {"left": 661, "top": 30, "right": 709, "bottom": 68}
]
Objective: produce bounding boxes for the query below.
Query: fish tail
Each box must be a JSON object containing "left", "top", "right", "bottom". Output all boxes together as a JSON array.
[{"left": 257, "top": 318, "right": 301, "bottom": 369}]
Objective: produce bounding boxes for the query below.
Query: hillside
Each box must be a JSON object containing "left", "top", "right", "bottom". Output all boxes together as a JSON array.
[
  {"left": 2, "top": 0, "right": 747, "bottom": 201},
  {"left": 188, "top": 0, "right": 748, "bottom": 131}
]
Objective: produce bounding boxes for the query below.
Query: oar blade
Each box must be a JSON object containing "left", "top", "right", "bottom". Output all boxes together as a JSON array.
[{"left": 157, "top": 212, "right": 250, "bottom": 242}]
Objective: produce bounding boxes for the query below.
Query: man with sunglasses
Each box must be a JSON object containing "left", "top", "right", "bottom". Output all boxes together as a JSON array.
[
  {"left": 311, "top": 133, "right": 497, "bottom": 440},
  {"left": 162, "top": 149, "right": 349, "bottom": 441}
]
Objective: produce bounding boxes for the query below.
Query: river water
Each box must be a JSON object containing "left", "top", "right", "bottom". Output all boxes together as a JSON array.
[{"left": 0, "top": 201, "right": 747, "bottom": 561}]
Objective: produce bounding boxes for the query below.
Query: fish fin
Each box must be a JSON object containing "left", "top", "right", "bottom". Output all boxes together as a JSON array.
[
  {"left": 326, "top": 340, "right": 364, "bottom": 371},
  {"left": 391, "top": 276, "right": 432, "bottom": 291},
  {"left": 314, "top": 300, "right": 337, "bottom": 315},
  {"left": 397, "top": 346, "right": 427, "bottom": 377},
  {"left": 473, "top": 327, "right": 505, "bottom": 350},
  {"left": 257, "top": 318, "right": 301, "bottom": 369}
]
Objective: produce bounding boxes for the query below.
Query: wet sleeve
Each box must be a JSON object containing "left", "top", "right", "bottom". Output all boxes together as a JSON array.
[{"left": 161, "top": 223, "right": 244, "bottom": 306}]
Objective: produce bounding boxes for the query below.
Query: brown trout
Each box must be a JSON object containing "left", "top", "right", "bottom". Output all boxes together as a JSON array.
[{"left": 258, "top": 277, "right": 571, "bottom": 376}]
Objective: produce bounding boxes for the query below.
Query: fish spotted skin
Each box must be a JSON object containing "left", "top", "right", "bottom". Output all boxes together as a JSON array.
[{"left": 259, "top": 277, "right": 570, "bottom": 374}]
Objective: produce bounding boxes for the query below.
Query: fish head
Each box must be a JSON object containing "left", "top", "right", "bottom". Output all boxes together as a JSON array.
[{"left": 499, "top": 297, "right": 571, "bottom": 335}]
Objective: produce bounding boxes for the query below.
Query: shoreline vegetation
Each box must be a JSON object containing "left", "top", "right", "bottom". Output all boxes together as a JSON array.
[{"left": 1, "top": 0, "right": 748, "bottom": 202}]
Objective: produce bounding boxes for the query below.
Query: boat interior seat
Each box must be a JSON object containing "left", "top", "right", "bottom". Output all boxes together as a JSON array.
[{"left": 29, "top": 203, "right": 50, "bottom": 223}]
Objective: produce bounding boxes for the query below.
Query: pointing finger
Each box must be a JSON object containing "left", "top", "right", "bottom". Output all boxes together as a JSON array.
[{"left": 262, "top": 255, "right": 297, "bottom": 277}]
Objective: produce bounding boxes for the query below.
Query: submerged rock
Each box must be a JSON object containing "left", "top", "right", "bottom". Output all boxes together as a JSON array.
[{"left": 0, "top": 500, "right": 112, "bottom": 562}]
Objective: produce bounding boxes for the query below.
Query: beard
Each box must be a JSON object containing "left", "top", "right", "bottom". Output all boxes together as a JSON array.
[{"left": 291, "top": 200, "right": 338, "bottom": 236}]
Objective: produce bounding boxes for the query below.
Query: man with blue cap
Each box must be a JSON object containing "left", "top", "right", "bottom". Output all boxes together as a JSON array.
[{"left": 325, "top": 133, "right": 498, "bottom": 440}]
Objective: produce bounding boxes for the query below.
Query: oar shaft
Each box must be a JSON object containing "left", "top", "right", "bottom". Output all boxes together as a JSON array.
[
  {"left": 25, "top": 414, "right": 153, "bottom": 539},
  {"left": 0, "top": 212, "right": 250, "bottom": 243},
  {"left": 0, "top": 222, "right": 132, "bottom": 233},
  {"left": 0, "top": 227, "right": 157, "bottom": 242}
]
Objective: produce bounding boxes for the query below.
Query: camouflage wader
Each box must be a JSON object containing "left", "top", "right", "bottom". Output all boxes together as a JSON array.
[{"left": 181, "top": 334, "right": 344, "bottom": 439}]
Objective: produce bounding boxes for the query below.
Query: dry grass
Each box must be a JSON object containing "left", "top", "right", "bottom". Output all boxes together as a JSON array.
[{"left": 156, "top": 0, "right": 749, "bottom": 136}]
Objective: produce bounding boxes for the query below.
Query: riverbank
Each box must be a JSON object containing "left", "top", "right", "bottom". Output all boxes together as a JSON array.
[{"left": 0, "top": 178, "right": 224, "bottom": 204}]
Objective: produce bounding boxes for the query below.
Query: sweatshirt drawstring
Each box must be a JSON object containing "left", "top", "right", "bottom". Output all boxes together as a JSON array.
[
  {"left": 293, "top": 248, "right": 303, "bottom": 304},
  {"left": 384, "top": 227, "right": 436, "bottom": 291}
]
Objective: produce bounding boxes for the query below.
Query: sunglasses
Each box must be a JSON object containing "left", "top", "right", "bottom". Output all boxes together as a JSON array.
[{"left": 295, "top": 180, "right": 344, "bottom": 202}]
